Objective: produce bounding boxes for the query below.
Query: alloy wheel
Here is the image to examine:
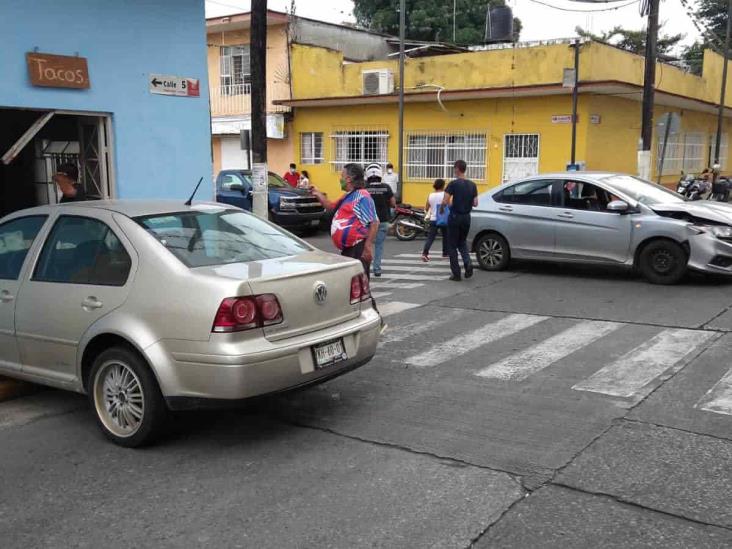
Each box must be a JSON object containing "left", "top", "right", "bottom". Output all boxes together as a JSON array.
[
  {"left": 94, "top": 361, "right": 145, "bottom": 438},
  {"left": 479, "top": 238, "right": 504, "bottom": 267}
]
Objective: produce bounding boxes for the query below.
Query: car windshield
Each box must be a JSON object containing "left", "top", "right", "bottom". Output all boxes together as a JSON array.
[
  {"left": 600, "top": 175, "right": 685, "bottom": 205},
  {"left": 268, "top": 173, "right": 288, "bottom": 188},
  {"left": 136, "top": 208, "right": 309, "bottom": 268}
]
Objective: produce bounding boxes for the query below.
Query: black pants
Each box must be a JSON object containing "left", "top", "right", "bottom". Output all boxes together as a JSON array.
[
  {"left": 446, "top": 213, "right": 472, "bottom": 278},
  {"left": 422, "top": 222, "right": 447, "bottom": 257},
  {"left": 342, "top": 239, "right": 371, "bottom": 279}
]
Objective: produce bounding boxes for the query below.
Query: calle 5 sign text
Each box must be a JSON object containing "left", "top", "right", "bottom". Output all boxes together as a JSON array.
[{"left": 26, "top": 52, "right": 90, "bottom": 89}]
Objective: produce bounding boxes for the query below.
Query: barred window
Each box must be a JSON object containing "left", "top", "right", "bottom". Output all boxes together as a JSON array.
[
  {"left": 405, "top": 132, "right": 486, "bottom": 182},
  {"left": 330, "top": 129, "right": 388, "bottom": 171},
  {"left": 300, "top": 133, "right": 324, "bottom": 164},
  {"left": 682, "top": 133, "right": 706, "bottom": 173},
  {"left": 657, "top": 132, "right": 711, "bottom": 176},
  {"left": 709, "top": 133, "right": 729, "bottom": 170},
  {"left": 220, "top": 45, "right": 251, "bottom": 96}
]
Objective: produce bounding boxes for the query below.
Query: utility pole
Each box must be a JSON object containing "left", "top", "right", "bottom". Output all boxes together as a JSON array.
[
  {"left": 638, "top": 0, "right": 660, "bottom": 180},
  {"left": 397, "top": 0, "right": 406, "bottom": 202},
  {"left": 251, "top": 0, "right": 269, "bottom": 218},
  {"left": 713, "top": 0, "right": 732, "bottom": 185},
  {"left": 570, "top": 41, "right": 580, "bottom": 168}
]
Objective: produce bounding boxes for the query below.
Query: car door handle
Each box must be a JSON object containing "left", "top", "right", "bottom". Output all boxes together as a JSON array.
[
  {"left": 0, "top": 290, "right": 14, "bottom": 303},
  {"left": 498, "top": 206, "right": 514, "bottom": 212},
  {"left": 82, "top": 297, "right": 104, "bottom": 311},
  {"left": 558, "top": 212, "right": 574, "bottom": 219}
]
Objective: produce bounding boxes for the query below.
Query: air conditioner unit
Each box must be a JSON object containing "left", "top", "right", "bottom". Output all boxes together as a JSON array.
[{"left": 362, "top": 69, "right": 394, "bottom": 96}]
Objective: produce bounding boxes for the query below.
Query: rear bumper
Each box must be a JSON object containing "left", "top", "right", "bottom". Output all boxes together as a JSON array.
[{"left": 145, "top": 307, "right": 381, "bottom": 405}]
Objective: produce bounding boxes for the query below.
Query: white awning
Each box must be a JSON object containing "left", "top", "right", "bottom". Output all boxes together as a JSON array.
[{"left": 211, "top": 114, "right": 285, "bottom": 139}]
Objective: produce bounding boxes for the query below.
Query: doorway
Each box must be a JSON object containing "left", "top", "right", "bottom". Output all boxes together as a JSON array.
[
  {"left": 503, "top": 133, "right": 540, "bottom": 183},
  {"left": 0, "top": 108, "right": 114, "bottom": 217}
]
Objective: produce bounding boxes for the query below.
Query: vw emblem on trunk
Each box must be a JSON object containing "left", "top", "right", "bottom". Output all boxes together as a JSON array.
[{"left": 314, "top": 282, "right": 328, "bottom": 305}]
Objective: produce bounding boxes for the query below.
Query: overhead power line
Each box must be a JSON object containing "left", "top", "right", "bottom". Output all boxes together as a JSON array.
[{"left": 524, "top": 0, "right": 640, "bottom": 13}]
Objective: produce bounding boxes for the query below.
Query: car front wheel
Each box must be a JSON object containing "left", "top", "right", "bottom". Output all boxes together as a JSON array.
[
  {"left": 90, "top": 346, "right": 167, "bottom": 447},
  {"left": 638, "top": 239, "right": 687, "bottom": 285},
  {"left": 475, "top": 233, "right": 510, "bottom": 271}
]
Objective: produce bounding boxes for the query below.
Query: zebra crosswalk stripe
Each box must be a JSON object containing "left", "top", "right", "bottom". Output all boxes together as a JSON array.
[
  {"left": 694, "top": 366, "right": 732, "bottom": 415},
  {"left": 379, "top": 308, "right": 466, "bottom": 346},
  {"left": 405, "top": 313, "right": 548, "bottom": 369},
  {"left": 374, "top": 273, "right": 445, "bottom": 282},
  {"left": 572, "top": 329, "right": 718, "bottom": 399},
  {"left": 376, "top": 265, "right": 452, "bottom": 273},
  {"left": 476, "top": 320, "right": 623, "bottom": 381},
  {"left": 378, "top": 301, "right": 421, "bottom": 318}
]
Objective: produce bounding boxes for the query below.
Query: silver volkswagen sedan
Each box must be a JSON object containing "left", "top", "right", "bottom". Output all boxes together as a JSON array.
[
  {"left": 469, "top": 172, "right": 732, "bottom": 284},
  {"left": 0, "top": 201, "right": 380, "bottom": 446}
]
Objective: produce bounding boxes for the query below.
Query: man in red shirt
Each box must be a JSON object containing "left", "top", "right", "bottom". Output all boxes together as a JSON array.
[{"left": 283, "top": 163, "right": 300, "bottom": 187}]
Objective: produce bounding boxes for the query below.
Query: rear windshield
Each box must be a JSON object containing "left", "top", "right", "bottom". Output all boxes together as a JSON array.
[{"left": 136, "top": 208, "right": 309, "bottom": 268}]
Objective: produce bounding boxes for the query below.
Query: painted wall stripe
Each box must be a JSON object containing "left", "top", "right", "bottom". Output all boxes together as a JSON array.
[
  {"left": 405, "top": 313, "right": 548, "bottom": 369},
  {"left": 695, "top": 367, "right": 732, "bottom": 415},
  {"left": 573, "top": 328, "right": 717, "bottom": 399},
  {"left": 476, "top": 320, "right": 623, "bottom": 381}
]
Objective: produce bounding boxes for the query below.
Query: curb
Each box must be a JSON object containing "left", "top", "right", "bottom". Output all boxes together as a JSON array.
[{"left": 0, "top": 376, "right": 40, "bottom": 403}]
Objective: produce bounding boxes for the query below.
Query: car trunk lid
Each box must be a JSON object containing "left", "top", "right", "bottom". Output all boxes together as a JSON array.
[{"left": 195, "top": 250, "right": 364, "bottom": 341}]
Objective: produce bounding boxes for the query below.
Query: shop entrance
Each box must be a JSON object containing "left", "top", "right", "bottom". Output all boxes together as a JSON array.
[{"left": 0, "top": 108, "right": 113, "bottom": 217}]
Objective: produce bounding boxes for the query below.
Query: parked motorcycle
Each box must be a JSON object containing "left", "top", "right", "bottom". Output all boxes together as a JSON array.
[
  {"left": 711, "top": 177, "right": 731, "bottom": 202},
  {"left": 676, "top": 174, "right": 694, "bottom": 196},
  {"left": 392, "top": 204, "right": 429, "bottom": 241},
  {"left": 676, "top": 174, "right": 711, "bottom": 201}
]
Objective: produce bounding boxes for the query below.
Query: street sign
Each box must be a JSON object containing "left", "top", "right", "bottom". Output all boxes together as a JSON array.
[
  {"left": 562, "top": 68, "right": 576, "bottom": 88},
  {"left": 590, "top": 114, "right": 601, "bottom": 124},
  {"left": 552, "top": 115, "right": 574, "bottom": 124},
  {"left": 149, "top": 74, "right": 200, "bottom": 97}
]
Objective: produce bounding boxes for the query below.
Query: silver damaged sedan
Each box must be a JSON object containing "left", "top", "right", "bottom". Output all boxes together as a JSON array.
[
  {"left": 0, "top": 201, "right": 380, "bottom": 446},
  {"left": 469, "top": 172, "right": 732, "bottom": 284}
]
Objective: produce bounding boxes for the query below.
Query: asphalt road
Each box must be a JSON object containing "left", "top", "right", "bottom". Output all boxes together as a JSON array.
[{"left": 1, "top": 232, "right": 732, "bottom": 548}]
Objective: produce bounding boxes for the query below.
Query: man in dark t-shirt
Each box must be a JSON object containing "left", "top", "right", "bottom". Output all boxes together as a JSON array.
[
  {"left": 365, "top": 163, "right": 396, "bottom": 277},
  {"left": 54, "top": 163, "right": 87, "bottom": 203},
  {"left": 443, "top": 159, "right": 478, "bottom": 281}
]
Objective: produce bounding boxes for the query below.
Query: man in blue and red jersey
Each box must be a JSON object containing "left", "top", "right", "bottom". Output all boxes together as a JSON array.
[{"left": 310, "top": 163, "right": 379, "bottom": 277}]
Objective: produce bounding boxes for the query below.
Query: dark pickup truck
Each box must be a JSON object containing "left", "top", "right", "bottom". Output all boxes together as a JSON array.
[{"left": 215, "top": 170, "right": 326, "bottom": 232}]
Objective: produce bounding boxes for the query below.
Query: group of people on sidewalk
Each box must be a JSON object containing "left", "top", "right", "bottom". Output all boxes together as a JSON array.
[{"left": 310, "top": 159, "right": 478, "bottom": 282}]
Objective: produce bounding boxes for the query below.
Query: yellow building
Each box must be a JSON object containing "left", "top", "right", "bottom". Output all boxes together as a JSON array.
[
  {"left": 206, "top": 10, "right": 408, "bottom": 177},
  {"left": 278, "top": 39, "right": 732, "bottom": 205}
]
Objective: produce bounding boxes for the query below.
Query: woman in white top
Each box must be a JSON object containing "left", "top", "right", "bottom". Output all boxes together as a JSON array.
[
  {"left": 422, "top": 178, "right": 447, "bottom": 262},
  {"left": 298, "top": 170, "right": 311, "bottom": 189}
]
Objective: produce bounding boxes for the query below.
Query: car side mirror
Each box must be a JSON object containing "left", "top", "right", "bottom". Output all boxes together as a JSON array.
[
  {"left": 229, "top": 183, "right": 245, "bottom": 193},
  {"left": 607, "top": 200, "right": 629, "bottom": 213}
]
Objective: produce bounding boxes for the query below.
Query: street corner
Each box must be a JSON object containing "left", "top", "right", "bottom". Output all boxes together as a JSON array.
[
  {"left": 475, "top": 484, "right": 732, "bottom": 549},
  {"left": 555, "top": 420, "right": 732, "bottom": 530}
]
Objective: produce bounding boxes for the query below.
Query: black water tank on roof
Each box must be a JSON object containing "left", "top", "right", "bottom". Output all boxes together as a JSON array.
[{"left": 485, "top": 5, "right": 514, "bottom": 43}]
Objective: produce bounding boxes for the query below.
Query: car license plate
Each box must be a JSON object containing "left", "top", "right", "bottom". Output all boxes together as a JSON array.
[
  {"left": 313, "top": 339, "right": 347, "bottom": 369},
  {"left": 311, "top": 219, "right": 320, "bottom": 226}
]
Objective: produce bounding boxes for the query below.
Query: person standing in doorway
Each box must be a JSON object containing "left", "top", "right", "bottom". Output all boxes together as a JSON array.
[
  {"left": 383, "top": 162, "right": 399, "bottom": 197},
  {"left": 422, "top": 178, "right": 447, "bottom": 262},
  {"left": 298, "top": 170, "right": 311, "bottom": 189},
  {"left": 443, "top": 159, "right": 478, "bottom": 281},
  {"left": 310, "top": 163, "right": 379, "bottom": 277},
  {"left": 365, "top": 163, "right": 396, "bottom": 278},
  {"left": 283, "top": 163, "right": 300, "bottom": 188},
  {"left": 53, "top": 163, "right": 87, "bottom": 203}
]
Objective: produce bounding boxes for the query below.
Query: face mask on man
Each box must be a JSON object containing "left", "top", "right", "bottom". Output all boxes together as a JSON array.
[
  {"left": 290, "top": 168, "right": 296, "bottom": 174},
  {"left": 340, "top": 177, "right": 349, "bottom": 191},
  {"left": 387, "top": 168, "right": 393, "bottom": 174}
]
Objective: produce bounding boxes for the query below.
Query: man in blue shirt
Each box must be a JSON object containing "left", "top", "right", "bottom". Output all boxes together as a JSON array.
[{"left": 443, "top": 160, "right": 478, "bottom": 281}]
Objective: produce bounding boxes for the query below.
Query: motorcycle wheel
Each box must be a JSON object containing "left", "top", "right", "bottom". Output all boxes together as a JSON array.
[{"left": 394, "top": 216, "right": 418, "bottom": 241}]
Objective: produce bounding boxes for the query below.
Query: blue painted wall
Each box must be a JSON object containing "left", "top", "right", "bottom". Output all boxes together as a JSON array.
[{"left": 0, "top": 0, "right": 213, "bottom": 200}]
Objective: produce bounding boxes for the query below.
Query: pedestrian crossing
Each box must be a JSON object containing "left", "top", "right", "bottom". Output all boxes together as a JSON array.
[
  {"left": 372, "top": 253, "right": 475, "bottom": 299},
  {"left": 377, "top": 303, "right": 732, "bottom": 417}
]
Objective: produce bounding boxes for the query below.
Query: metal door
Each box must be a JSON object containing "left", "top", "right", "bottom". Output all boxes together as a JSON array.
[
  {"left": 78, "top": 116, "right": 112, "bottom": 199},
  {"left": 553, "top": 179, "right": 633, "bottom": 263},
  {"left": 503, "top": 134, "right": 540, "bottom": 183},
  {"left": 15, "top": 210, "right": 134, "bottom": 384}
]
